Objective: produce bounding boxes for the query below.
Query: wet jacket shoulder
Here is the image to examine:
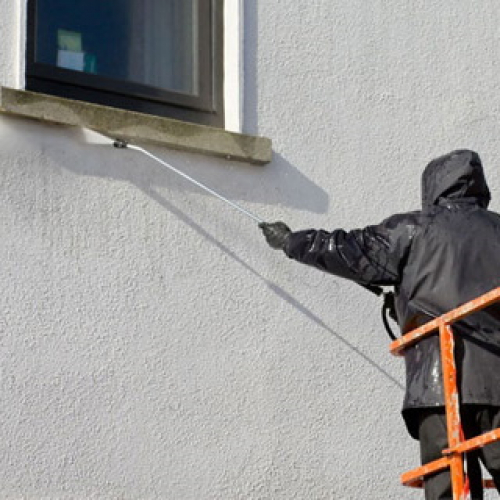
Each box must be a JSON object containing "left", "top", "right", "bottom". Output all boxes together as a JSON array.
[{"left": 283, "top": 211, "right": 423, "bottom": 288}]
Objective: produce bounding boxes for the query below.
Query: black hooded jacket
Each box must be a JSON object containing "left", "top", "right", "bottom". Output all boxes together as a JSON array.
[{"left": 284, "top": 150, "right": 500, "bottom": 438}]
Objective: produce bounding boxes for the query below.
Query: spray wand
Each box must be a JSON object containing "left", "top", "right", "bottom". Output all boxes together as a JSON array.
[
  {"left": 113, "top": 139, "right": 264, "bottom": 225},
  {"left": 109, "top": 135, "right": 397, "bottom": 337}
]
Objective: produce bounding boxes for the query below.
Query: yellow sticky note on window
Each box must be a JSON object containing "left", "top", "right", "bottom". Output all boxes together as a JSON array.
[{"left": 58, "top": 30, "right": 82, "bottom": 52}]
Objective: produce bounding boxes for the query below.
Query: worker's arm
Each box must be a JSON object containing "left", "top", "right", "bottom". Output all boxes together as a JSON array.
[{"left": 261, "top": 213, "right": 418, "bottom": 286}]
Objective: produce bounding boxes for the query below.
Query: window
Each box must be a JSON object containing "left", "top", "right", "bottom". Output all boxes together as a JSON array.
[{"left": 26, "top": 0, "right": 224, "bottom": 127}]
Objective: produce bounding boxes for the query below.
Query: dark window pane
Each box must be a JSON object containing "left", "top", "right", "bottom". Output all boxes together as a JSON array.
[
  {"left": 27, "top": 0, "right": 224, "bottom": 127},
  {"left": 35, "top": 0, "right": 199, "bottom": 96}
]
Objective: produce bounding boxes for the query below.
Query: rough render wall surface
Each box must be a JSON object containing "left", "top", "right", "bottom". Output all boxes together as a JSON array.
[
  {"left": 0, "top": 1, "right": 18, "bottom": 87},
  {"left": 2, "top": 1, "right": 500, "bottom": 499}
]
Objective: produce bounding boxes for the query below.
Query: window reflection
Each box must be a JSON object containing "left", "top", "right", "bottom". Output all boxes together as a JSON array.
[{"left": 35, "top": 0, "right": 198, "bottom": 96}]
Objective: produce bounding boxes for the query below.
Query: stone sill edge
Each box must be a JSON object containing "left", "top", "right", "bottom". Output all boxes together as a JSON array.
[{"left": 0, "top": 87, "right": 272, "bottom": 166}]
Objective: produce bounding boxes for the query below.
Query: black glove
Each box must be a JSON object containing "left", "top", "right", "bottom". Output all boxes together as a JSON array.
[{"left": 259, "top": 221, "right": 291, "bottom": 250}]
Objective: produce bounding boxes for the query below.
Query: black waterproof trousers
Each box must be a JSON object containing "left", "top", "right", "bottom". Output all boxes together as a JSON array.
[{"left": 418, "top": 406, "right": 500, "bottom": 500}]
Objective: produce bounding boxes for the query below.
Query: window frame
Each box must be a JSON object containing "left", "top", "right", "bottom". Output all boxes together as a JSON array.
[{"left": 25, "top": 0, "right": 224, "bottom": 127}]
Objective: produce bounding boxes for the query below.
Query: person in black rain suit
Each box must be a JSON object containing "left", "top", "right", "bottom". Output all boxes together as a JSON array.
[{"left": 260, "top": 150, "right": 500, "bottom": 499}]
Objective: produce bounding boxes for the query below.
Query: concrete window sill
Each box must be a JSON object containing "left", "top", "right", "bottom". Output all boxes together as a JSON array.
[{"left": 0, "top": 87, "right": 272, "bottom": 165}]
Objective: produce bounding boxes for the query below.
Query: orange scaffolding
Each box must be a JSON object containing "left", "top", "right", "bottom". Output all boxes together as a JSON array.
[{"left": 390, "top": 287, "right": 500, "bottom": 499}]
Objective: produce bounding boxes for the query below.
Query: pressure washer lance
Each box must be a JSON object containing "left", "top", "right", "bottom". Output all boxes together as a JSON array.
[
  {"left": 113, "top": 139, "right": 264, "bottom": 224},
  {"left": 113, "top": 138, "right": 398, "bottom": 338}
]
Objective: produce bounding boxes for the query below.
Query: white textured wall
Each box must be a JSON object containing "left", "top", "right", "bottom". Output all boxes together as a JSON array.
[
  {"left": 0, "top": 1, "right": 20, "bottom": 87},
  {"left": 2, "top": 1, "right": 500, "bottom": 499}
]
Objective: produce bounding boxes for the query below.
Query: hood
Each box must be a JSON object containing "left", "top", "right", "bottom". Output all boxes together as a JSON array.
[{"left": 421, "top": 149, "right": 490, "bottom": 210}]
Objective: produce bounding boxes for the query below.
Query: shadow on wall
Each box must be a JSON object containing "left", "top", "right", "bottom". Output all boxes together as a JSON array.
[
  {"left": 57, "top": 126, "right": 330, "bottom": 215},
  {"left": 144, "top": 192, "right": 404, "bottom": 390},
  {"left": 123, "top": 181, "right": 404, "bottom": 391},
  {"left": 2, "top": 116, "right": 401, "bottom": 390},
  {"left": 3, "top": 115, "right": 330, "bottom": 214},
  {"left": 71, "top": 139, "right": 399, "bottom": 389}
]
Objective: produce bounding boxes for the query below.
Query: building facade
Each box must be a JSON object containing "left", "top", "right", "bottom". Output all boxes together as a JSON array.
[{"left": 1, "top": 1, "right": 500, "bottom": 498}]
